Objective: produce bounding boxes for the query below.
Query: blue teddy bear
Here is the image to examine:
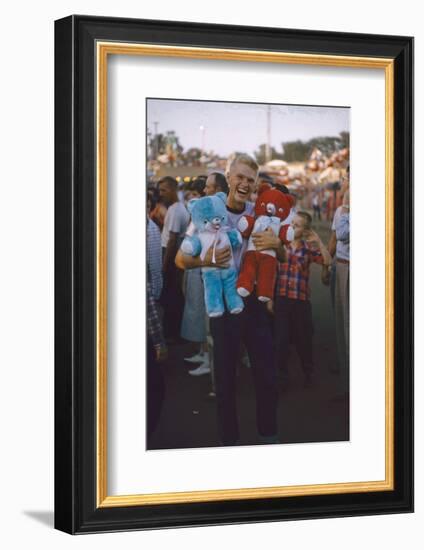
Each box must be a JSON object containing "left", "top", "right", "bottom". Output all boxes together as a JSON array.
[{"left": 181, "top": 192, "right": 244, "bottom": 318}]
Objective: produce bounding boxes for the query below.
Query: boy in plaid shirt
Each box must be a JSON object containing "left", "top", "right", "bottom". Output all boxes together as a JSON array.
[{"left": 274, "top": 212, "right": 331, "bottom": 389}]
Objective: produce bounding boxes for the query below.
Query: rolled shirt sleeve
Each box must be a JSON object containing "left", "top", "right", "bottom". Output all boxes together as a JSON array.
[{"left": 335, "top": 212, "right": 350, "bottom": 243}]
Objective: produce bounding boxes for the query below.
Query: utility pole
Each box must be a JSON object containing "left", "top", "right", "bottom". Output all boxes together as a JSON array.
[
  {"left": 265, "top": 105, "right": 271, "bottom": 163},
  {"left": 200, "top": 125, "right": 205, "bottom": 163},
  {"left": 147, "top": 130, "right": 152, "bottom": 161},
  {"left": 153, "top": 121, "right": 159, "bottom": 159}
]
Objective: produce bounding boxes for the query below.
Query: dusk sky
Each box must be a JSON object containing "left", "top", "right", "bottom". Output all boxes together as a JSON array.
[{"left": 147, "top": 99, "right": 350, "bottom": 157}]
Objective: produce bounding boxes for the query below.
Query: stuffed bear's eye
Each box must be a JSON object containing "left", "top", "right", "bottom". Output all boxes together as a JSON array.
[
  {"left": 222, "top": 216, "right": 225, "bottom": 220},
  {"left": 204, "top": 220, "right": 208, "bottom": 224}
]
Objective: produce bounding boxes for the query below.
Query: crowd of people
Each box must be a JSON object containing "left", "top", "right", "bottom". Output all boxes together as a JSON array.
[{"left": 146, "top": 154, "right": 350, "bottom": 445}]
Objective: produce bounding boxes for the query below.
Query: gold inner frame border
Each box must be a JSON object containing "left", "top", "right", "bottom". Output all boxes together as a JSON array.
[{"left": 96, "top": 42, "right": 395, "bottom": 508}]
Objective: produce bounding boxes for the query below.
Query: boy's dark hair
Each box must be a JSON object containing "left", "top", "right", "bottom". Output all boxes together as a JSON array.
[
  {"left": 190, "top": 177, "right": 206, "bottom": 196},
  {"left": 258, "top": 171, "right": 274, "bottom": 185},
  {"left": 210, "top": 172, "right": 229, "bottom": 194},
  {"left": 273, "top": 183, "right": 290, "bottom": 195},
  {"left": 296, "top": 211, "right": 312, "bottom": 230},
  {"left": 158, "top": 176, "right": 178, "bottom": 189},
  {"left": 147, "top": 189, "right": 158, "bottom": 210}
]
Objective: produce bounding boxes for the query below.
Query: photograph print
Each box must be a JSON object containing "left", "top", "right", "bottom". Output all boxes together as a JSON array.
[{"left": 145, "top": 98, "right": 350, "bottom": 450}]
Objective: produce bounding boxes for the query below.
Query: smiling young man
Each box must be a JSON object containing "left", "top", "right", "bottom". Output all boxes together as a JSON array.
[{"left": 176, "top": 154, "right": 286, "bottom": 446}]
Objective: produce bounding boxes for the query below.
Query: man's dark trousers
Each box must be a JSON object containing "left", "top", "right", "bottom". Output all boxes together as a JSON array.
[{"left": 210, "top": 294, "right": 278, "bottom": 445}]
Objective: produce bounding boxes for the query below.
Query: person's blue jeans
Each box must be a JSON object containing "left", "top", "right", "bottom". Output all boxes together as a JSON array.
[{"left": 210, "top": 294, "right": 277, "bottom": 445}]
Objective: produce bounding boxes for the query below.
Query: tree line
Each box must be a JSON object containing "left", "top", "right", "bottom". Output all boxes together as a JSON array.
[
  {"left": 149, "top": 130, "right": 349, "bottom": 165},
  {"left": 253, "top": 132, "right": 350, "bottom": 164}
]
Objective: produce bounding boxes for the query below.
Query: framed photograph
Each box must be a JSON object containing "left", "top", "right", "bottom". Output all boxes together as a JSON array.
[{"left": 54, "top": 15, "right": 413, "bottom": 534}]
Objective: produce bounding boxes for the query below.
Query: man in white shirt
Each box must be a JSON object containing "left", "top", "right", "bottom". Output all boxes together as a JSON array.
[
  {"left": 159, "top": 176, "right": 190, "bottom": 340},
  {"left": 328, "top": 175, "right": 350, "bottom": 398},
  {"left": 176, "top": 155, "right": 286, "bottom": 446}
]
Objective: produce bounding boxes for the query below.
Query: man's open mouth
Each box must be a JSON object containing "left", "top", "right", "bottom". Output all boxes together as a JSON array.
[{"left": 236, "top": 187, "right": 249, "bottom": 197}]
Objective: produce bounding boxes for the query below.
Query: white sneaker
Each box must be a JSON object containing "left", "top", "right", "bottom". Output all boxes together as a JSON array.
[
  {"left": 241, "top": 354, "right": 251, "bottom": 368},
  {"left": 184, "top": 352, "right": 207, "bottom": 364},
  {"left": 188, "top": 362, "right": 211, "bottom": 376},
  {"left": 237, "top": 287, "right": 250, "bottom": 297}
]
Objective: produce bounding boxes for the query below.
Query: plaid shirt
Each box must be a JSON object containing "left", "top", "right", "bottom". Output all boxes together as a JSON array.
[
  {"left": 147, "top": 218, "right": 163, "bottom": 300},
  {"left": 276, "top": 241, "right": 324, "bottom": 301},
  {"left": 147, "top": 282, "right": 165, "bottom": 348}
]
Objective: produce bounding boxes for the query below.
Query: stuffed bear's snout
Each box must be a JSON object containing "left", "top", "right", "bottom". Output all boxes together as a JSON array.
[{"left": 266, "top": 203, "right": 276, "bottom": 215}]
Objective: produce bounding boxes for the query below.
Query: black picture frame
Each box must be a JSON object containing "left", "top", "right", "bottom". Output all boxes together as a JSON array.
[{"left": 55, "top": 15, "right": 413, "bottom": 534}]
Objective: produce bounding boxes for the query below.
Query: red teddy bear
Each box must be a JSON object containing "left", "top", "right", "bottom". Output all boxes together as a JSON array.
[{"left": 237, "top": 185, "right": 295, "bottom": 302}]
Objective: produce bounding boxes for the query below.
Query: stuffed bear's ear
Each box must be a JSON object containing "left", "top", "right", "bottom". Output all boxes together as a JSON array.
[
  {"left": 287, "top": 194, "right": 296, "bottom": 207},
  {"left": 187, "top": 198, "right": 200, "bottom": 214},
  {"left": 215, "top": 192, "right": 227, "bottom": 204},
  {"left": 257, "top": 182, "right": 272, "bottom": 196}
]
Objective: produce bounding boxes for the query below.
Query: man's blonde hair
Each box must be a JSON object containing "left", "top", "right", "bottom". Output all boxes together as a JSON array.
[{"left": 225, "top": 153, "right": 259, "bottom": 176}]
